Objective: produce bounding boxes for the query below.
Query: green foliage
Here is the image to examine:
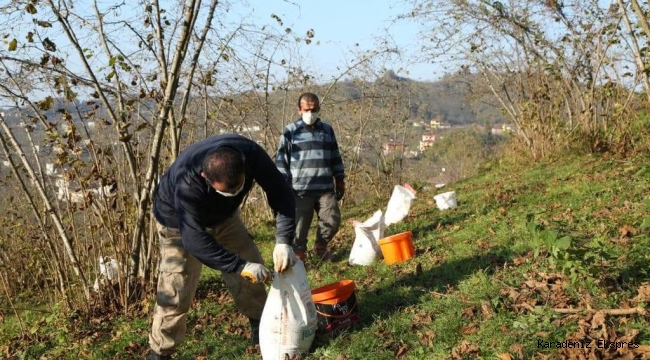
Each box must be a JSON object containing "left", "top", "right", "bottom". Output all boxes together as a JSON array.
[{"left": 527, "top": 221, "right": 572, "bottom": 260}]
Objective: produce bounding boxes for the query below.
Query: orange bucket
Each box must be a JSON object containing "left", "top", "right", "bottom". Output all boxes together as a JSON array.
[
  {"left": 311, "top": 280, "right": 356, "bottom": 305},
  {"left": 311, "top": 280, "right": 360, "bottom": 333},
  {"left": 377, "top": 231, "right": 414, "bottom": 265}
]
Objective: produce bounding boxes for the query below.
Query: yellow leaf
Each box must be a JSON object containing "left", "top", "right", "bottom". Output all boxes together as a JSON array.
[
  {"left": 497, "top": 354, "right": 513, "bottom": 360},
  {"left": 8, "top": 38, "right": 17, "bottom": 51}
]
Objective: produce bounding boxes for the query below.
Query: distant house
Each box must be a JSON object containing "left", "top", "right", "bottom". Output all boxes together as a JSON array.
[
  {"left": 406, "top": 150, "right": 420, "bottom": 159},
  {"left": 383, "top": 140, "right": 406, "bottom": 154},
  {"left": 491, "top": 124, "right": 513, "bottom": 135},
  {"left": 422, "top": 133, "right": 436, "bottom": 142},
  {"left": 419, "top": 133, "right": 437, "bottom": 151},
  {"left": 430, "top": 120, "right": 451, "bottom": 129}
]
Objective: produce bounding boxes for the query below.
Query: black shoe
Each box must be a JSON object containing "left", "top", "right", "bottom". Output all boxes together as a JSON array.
[
  {"left": 149, "top": 350, "right": 172, "bottom": 360},
  {"left": 249, "top": 318, "right": 260, "bottom": 345}
]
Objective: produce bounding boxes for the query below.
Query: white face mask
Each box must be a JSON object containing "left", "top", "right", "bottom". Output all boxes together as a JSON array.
[
  {"left": 302, "top": 112, "right": 318, "bottom": 125},
  {"left": 215, "top": 177, "right": 245, "bottom": 197}
]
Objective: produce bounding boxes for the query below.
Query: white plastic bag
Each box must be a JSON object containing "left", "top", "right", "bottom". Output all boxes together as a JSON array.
[
  {"left": 384, "top": 185, "right": 417, "bottom": 227},
  {"left": 93, "top": 256, "right": 120, "bottom": 292},
  {"left": 259, "top": 260, "right": 317, "bottom": 360},
  {"left": 348, "top": 210, "right": 385, "bottom": 266}
]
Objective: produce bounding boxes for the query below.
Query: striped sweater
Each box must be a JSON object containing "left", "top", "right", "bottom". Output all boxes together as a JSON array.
[{"left": 275, "top": 117, "right": 345, "bottom": 193}]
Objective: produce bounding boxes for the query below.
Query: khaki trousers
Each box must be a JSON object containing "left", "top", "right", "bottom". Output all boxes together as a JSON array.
[
  {"left": 149, "top": 213, "right": 267, "bottom": 356},
  {"left": 294, "top": 192, "right": 341, "bottom": 252}
]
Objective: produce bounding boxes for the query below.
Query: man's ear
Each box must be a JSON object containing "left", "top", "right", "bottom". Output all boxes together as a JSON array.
[{"left": 200, "top": 171, "right": 206, "bottom": 179}]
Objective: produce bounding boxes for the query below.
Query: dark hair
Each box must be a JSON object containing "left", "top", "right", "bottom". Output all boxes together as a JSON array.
[
  {"left": 202, "top": 147, "right": 244, "bottom": 188},
  {"left": 297, "top": 92, "right": 320, "bottom": 111}
]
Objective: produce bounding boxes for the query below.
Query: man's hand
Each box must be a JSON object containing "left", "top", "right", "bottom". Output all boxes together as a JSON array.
[
  {"left": 240, "top": 262, "right": 272, "bottom": 284},
  {"left": 273, "top": 244, "right": 296, "bottom": 272},
  {"left": 335, "top": 179, "right": 346, "bottom": 200}
]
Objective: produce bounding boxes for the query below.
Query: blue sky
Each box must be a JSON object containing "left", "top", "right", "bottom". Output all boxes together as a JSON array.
[{"left": 232, "top": 0, "right": 441, "bottom": 81}]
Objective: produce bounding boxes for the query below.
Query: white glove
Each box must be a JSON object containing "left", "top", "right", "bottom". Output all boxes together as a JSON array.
[
  {"left": 240, "top": 262, "right": 272, "bottom": 284},
  {"left": 273, "top": 244, "right": 296, "bottom": 273}
]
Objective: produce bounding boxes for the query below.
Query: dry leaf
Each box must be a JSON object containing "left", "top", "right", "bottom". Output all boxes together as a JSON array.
[
  {"left": 418, "top": 330, "right": 435, "bottom": 347},
  {"left": 619, "top": 225, "right": 636, "bottom": 238},
  {"left": 462, "top": 307, "right": 476, "bottom": 319},
  {"left": 513, "top": 257, "right": 526, "bottom": 265},
  {"left": 632, "top": 284, "right": 650, "bottom": 302},
  {"left": 461, "top": 324, "right": 478, "bottom": 334},
  {"left": 497, "top": 354, "right": 513, "bottom": 360},
  {"left": 510, "top": 343, "right": 524, "bottom": 358},
  {"left": 451, "top": 340, "right": 479, "bottom": 359},
  {"left": 481, "top": 301, "right": 494, "bottom": 319},
  {"left": 590, "top": 311, "right": 606, "bottom": 330},
  {"left": 395, "top": 344, "right": 409, "bottom": 358}
]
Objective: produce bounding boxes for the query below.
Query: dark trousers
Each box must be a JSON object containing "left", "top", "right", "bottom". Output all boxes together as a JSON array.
[{"left": 293, "top": 192, "right": 341, "bottom": 252}]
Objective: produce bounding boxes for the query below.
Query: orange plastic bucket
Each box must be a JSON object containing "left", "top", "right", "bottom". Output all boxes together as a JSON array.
[
  {"left": 377, "top": 231, "right": 414, "bottom": 265},
  {"left": 311, "top": 280, "right": 356, "bottom": 305},
  {"left": 311, "top": 280, "right": 360, "bottom": 333}
]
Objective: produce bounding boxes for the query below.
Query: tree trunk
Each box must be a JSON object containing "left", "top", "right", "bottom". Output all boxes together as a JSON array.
[{"left": 0, "top": 117, "right": 91, "bottom": 303}]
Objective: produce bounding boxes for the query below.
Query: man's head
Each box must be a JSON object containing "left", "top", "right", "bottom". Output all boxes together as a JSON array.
[
  {"left": 297, "top": 92, "right": 320, "bottom": 114},
  {"left": 298, "top": 93, "right": 320, "bottom": 125},
  {"left": 201, "top": 147, "right": 245, "bottom": 196}
]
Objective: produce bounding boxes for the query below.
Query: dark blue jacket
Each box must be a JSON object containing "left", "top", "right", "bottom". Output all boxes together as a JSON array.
[{"left": 153, "top": 134, "right": 295, "bottom": 273}]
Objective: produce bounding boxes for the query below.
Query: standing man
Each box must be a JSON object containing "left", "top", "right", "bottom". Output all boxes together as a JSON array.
[
  {"left": 275, "top": 92, "right": 345, "bottom": 263},
  {"left": 149, "top": 134, "right": 297, "bottom": 360}
]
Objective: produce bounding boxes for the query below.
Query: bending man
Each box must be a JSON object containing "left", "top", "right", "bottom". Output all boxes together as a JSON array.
[{"left": 149, "top": 134, "right": 296, "bottom": 359}]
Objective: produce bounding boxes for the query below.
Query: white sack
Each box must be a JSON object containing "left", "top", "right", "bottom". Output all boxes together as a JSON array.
[
  {"left": 259, "top": 260, "right": 317, "bottom": 359},
  {"left": 349, "top": 210, "right": 385, "bottom": 266},
  {"left": 384, "top": 185, "right": 417, "bottom": 227}
]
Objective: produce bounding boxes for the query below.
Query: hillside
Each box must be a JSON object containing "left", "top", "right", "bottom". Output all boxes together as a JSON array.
[{"left": 1, "top": 151, "right": 648, "bottom": 359}]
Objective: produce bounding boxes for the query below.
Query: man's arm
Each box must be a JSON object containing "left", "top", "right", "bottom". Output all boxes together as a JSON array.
[
  {"left": 329, "top": 128, "right": 345, "bottom": 180},
  {"left": 174, "top": 180, "right": 247, "bottom": 273},
  {"left": 256, "top": 147, "right": 296, "bottom": 244}
]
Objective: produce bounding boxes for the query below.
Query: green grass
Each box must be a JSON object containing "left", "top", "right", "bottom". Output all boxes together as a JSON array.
[{"left": 2, "top": 151, "right": 649, "bottom": 359}]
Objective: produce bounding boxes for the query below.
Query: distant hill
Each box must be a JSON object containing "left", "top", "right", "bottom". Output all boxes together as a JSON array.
[{"left": 326, "top": 70, "right": 505, "bottom": 126}]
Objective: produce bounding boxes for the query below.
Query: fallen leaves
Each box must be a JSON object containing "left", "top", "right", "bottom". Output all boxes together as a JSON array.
[
  {"left": 481, "top": 301, "right": 494, "bottom": 319},
  {"left": 632, "top": 284, "right": 650, "bottom": 303},
  {"left": 395, "top": 343, "right": 409, "bottom": 358},
  {"left": 418, "top": 330, "right": 436, "bottom": 347},
  {"left": 557, "top": 311, "right": 649, "bottom": 360},
  {"left": 451, "top": 340, "right": 479, "bottom": 359},
  {"left": 501, "top": 272, "right": 577, "bottom": 314},
  {"left": 618, "top": 225, "right": 637, "bottom": 238},
  {"left": 460, "top": 323, "right": 478, "bottom": 334}
]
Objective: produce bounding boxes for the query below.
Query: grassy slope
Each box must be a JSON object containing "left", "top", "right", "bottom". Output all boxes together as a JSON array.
[{"left": 2, "top": 152, "right": 649, "bottom": 359}]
